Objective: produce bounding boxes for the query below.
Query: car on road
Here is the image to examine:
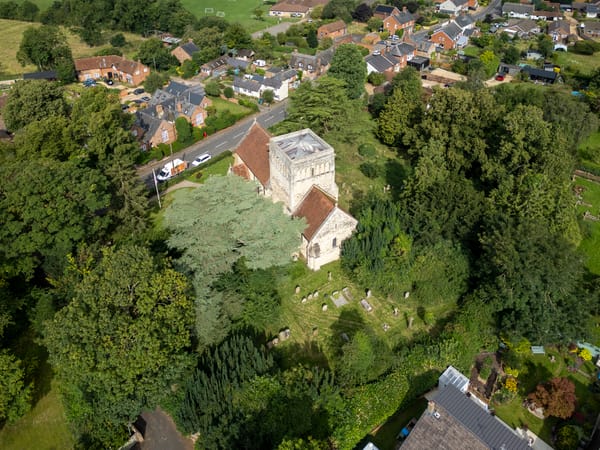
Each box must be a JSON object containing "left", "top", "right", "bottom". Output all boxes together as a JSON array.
[
  {"left": 495, "top": 74, "right": 505, "bottom": 81},
  {"left": 192, "top": 153, "right": 212, "bottom": 166},
  {"left": 83, "top": 79, "right": 97, "bottom": 87},
  {"left": 133, "top": 88, "right": 145, "bottom": 95}
]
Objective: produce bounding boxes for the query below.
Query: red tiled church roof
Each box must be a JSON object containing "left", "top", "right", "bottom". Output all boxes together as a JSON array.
[
  {"left": 234, "top": 122, "right": 271, "bottom": 186},
  {"left": 293, "top": 186, "right": 336, "bottom": 241}
]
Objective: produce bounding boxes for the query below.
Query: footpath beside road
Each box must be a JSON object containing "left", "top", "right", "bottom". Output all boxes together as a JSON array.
[{"left": 136, "top": 100, "right": 288, "bottom": 182}]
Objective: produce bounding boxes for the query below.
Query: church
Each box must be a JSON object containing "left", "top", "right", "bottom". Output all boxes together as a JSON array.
[{"left": 232, "top": 122, "right": 357, "bottom": 270}]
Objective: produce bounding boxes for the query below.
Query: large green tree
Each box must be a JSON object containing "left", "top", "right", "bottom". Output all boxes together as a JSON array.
[
  {"left": 327, "top": 43, "right": 366, "bottom": 99},
  {"left": 165, "top": 175, "right": 305, "bottom": 346},
  {"left": 17, "top": 25, "right": 74, "bottom": 78},
  {"left": 45, "top": 245, "right": 194, "bottom": 447}
]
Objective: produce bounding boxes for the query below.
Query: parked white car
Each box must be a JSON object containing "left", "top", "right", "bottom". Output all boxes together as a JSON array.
[{"left": 191, "top": 153, "right": 212, "bottom": 166}]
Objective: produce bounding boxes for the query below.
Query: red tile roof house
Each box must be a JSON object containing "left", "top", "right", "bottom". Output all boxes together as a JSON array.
[
  {"left": 318, "top": 20, "right": 347, "bottom": 40},
  {"left": 430, "top": 21, "right": 464, "bottom": 50},
  {"left": 232, "top": 123, "right": 357, "bottom": 270},
  {"left": 383, "top": 7, "right": 416, "bottom": 36},
  {"left": 74, "top": 56, "right": 150, "bottom": 86}
]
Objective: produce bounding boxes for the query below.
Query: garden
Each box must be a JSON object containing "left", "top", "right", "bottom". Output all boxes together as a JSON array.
[{"left": 479, "top": 342, "right": 600, "bottom": 448}]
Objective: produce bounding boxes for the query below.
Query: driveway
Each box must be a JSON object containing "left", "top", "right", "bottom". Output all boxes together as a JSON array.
[
  {"left": 139, "top": 408, "right": 194, "bottom": 450},
  {"left": 252, "top": 21, "right": 295, "bottom": 39}
]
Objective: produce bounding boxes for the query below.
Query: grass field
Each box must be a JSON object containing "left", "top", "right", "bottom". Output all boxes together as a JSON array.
[
  {"left": 0, "top": 19, "right": 145, "bottom": 77},
  {"left": 554, "top": 51, "right": 600, "bottom": 75},
  {"left": 179, "top": 0, "right": 278, "bottom": 32},
  {"left": 575, "top": 177, "right": 600, "bottom": 274},
  {"left": 0, "top": 382, "right": 74, "bottom": 450}
]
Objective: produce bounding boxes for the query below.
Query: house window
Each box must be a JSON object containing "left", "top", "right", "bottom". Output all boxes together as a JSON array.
[{"left": 332, "top": 237, "right": 337, "bottom": 248}]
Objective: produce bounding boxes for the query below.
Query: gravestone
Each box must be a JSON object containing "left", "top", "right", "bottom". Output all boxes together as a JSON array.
[
  {"left": 312, "top": 327, "right": 319, "bottom": 337},
  {"left": 408, "top": 316, "right": 414, "bottom": 328},
  {"left": 295, "top": 285, "right": 300, "bottom": 294},
  {"left": 341, "top": 332, "right": 350, "bottom": 342},
  {"left": 383, "top": 323, "right": 390, "bottom": 332},
  {"left": 308, "top": 293, "right": 313, "bottom": 300},
  {"left": 404, "top": 291, "right": 410, "bottom": 299},
  {"left": 328, "top": 271, "right": 332, "bottom": 281},
  {"left": 393, "top": 307, "right": 399, "bottom": 317},
  {"left": 322, "top": 304, "right": 328, "bottom": 312},
  {"left": 313, "top": 290, "right": 319, "bottom": 298},
  {"left": 366, "top": 289, "right": 372, "bottom": 298},
  {"left": 302, "top": 297, "right": 307, "bottom": 303}
]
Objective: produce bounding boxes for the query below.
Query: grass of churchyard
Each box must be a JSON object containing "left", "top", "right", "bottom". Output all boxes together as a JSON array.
[{"left": 179, "top": 0, "right": 280, "bottom": 32}]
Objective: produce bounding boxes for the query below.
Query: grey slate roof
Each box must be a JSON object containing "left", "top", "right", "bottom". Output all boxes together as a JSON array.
[
  {"left": 434, "top": 386, "right": 530, "bottom": 449},
  {"left": 180, "top": 42, "right": 199, "bottom": 57},
  {"left": 365, "top": 54, "right": 396, "bottom": 72},
  {"left": 394, "top": 10, "right": 415, "bottom": 24},
  {"left": 233, "top": 76, "right": 262, "bottom": 93},
  {"left": 439, "top": 21, "right": 463, "bottom": 41},
  {"left": 455, "top": 14, "right": 474, "bottom": 29},
  {"left": 502, "top": 2, "right": 534, "bottom": 14},
  {"left": 290, "top": 47, "right": 335, "bottom": 71},
  {"left": 391, "top": 42, "right": 415, "bottom": 56},
  {"left": 374, "top": 4, "right": 397, "bottom": 15}
]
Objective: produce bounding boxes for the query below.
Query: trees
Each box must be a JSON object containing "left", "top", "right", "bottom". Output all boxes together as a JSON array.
[
  {"left": 307, "top": 28, "right": 318, "bottom": 48},
  {"left": 322, "top": 0, "right": 355, "bottom": 22},
  {"left": 17, "top": 25, "right": 74, "bottom": 78},
  {"left": 3, "top": 80, "right": 68, "bottom": 132},
  {"left": 336, "top": 331, "right": 393, "bottom": 386},
  {"left": 353, "top": 3, "right": 373, "bottom": 22},
  {"left": 528, "top": 377, "right": 577, "bottom": 419},
  {"left": 144, "top": 72, "right": 169, "bottom": 93},
  {"left": 261, "top": 88, "right": 275, "bottom": 105},
  {"left": 0, "top": 351, "right": 31, "bottom": 423},
  {"left": 327, "top": 44, "right": 367, "bottom": 99},
  {"left": 164, "top": 176, "right": 305, "bottom": 346},
  {"left": 136, "top": 38, "right": 178, "bottom": 71},
  {"left": 175, "top": 117, "right": 193, "bottom": 144},
  {"left": 45, "top": 246, "right": 194, "bottom": 446}
]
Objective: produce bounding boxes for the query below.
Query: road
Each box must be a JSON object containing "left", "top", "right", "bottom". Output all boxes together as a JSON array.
[
  {"left": 473, "top": 0, "right": 502, "bottom": 21},
  {"left": 137, "top": 100, "right": 288, "bottom": 186}
]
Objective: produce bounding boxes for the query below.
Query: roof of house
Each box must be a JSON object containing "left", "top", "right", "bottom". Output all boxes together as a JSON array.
[
  {"left": 374, "top": 4, "right": 399, "bottom": 15},
  {"left": 318, "top": 20, "right": 346, "bottom": 34},
  {"left": 74, "top": 55, "right": 147, "bottom": 75},
  {"left": 233, "top": 121, "right": 271, "bottom": 186},
  {"left": 502, "top": 2, "right": 534, "bottom": 14},
  {"left": 201, "top": 57, "right": 229, "bottom": 71},
  {"left": 366, "top": 53, "right": 396, "bottom": 72},
  {"left": 548, "top": 20, "right": 570, "bottom": 33},
  {"left": 402, "top": 385, "right": 531, "bottom": 450},
  {"left": 178, "top": 41, "right": 199, "bottom": 57},
  {"left": 390, "top": 42, "right": 415, "bottom": 56},
  {"left": 523, "top": 66, "right": 558, "bottom": 80},
  {"left": 134, "top": 111, "right": 166, "bottom": 141},
  {"left": 237, "top": 49, "right": 255, "bottom": 59},
  {"left": 435, "top": 21, "right": 463, "bottom": 40},
  {"left": 506, "top": 18, "right": 539, "bottom": 33},
  {"left": 533, "top": 9, "right": 562, "bottom": 17},
  {"left": 584, "top": 20, "right": 600, "bottom": 30},
  {"left": 391, "top": 10, "right": 415, "bottom": 24},
  {"left": 233, "top": 76, "right": 262, "bottom": 93},
  {"left": 293, "top": 186, "right": 337, "bottom": 241},
  {"left": 290, "top": 47, "right": 335, "bottom": 70},
  {"left": 270, "top": 2, "right": 309, "bottom": 12},
  {"left": 455, "top": 14, "right": 474, "bottom": 28}
]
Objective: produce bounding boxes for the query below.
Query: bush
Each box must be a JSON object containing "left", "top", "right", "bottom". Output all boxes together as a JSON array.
[
  {"left": 110, "top": 33, "right": 126, "bottom": 47},
  {"left": 223, "top": 86, "right": 234, "bottom": 98},
  {"left": 205, "top": 81, "right": 221, "bottom": 97},
  {"left": 358, "top": 143, "right": 377, "bottom": 158},
  {"left": 479, "top": 365, "right": 491, "bottom": 381},
  {"left": 368, "top": 72, "right": 385, "bottom": 86},
  {"left": 572, "top": 40, "right": 600, "bottom": 55},
  {"left": 359, "top": 162, "right": 382, "bottom": 179},
  {"left": 238, "top": 98, "right": 259, "bottom": 112}
]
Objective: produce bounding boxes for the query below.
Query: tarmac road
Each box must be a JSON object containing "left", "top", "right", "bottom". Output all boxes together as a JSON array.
[{"left": 137, "top": 100, "right": 288, "bottom": 187}]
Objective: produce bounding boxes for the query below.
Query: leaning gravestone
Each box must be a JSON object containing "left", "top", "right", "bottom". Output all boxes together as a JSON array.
[
  {"left": 322, "top": 304, "right": 328, "bottom": 312},
  {"left": 404, "top": 291, "right": 410, "bottom": 299},
  {"left": 295, "top": 285, "right": 301, "bottom": 294},
  {"left": 302, "top": 297, "right": 307, "bottom": 303},
  {"left": 366, "top": 289, "right": 372, "bottom": 298},
  {"left": 328, "top": 271, "right": 332, "bottom": 281}
]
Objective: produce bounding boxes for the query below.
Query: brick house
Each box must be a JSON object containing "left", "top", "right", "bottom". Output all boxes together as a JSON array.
[
  {"left": 430, "top": 22, "right": 464, "bottom": 50},
  {"left": 171, "top": 41, "right": 199, "bottom": 64},
  {"left": 383, "top": 7, "right": 415, "bottom": 36},
  {"left": 74, "top": 56, "right": 150, "bottom": 85},
  {"left": 318, "top": 20, "right": 347, "bottom": 40},
  {"left": 289, "top": 47, "right": 335, "bottom": 79},
  {"left": 373, "top": 5, "right": 400, "bottom": 19},
  {"left": 269, "top": 2, "right": 309, "bottom": 17}
]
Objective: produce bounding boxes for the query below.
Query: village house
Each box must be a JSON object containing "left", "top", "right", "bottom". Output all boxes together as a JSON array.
[
  {"left": 199, "top": 56, "right": 250, "bottom": 78},
  {"left": 531, "top": 9, "right": 563, "bottom": 20},
  {"left": 454, "top": 14, "right": 475, "bottom": 31},
  {"left": 232, "top": 123, "right": 357, "bottom": 270},
  {"left": 133, "top": 80, "right": 211, "bottom": 148},
  {"left": 317, "top": 20, "right": 347, "bottom": 40},
  {"left": 548, "top": 20, "right": 570, "bottom": 41},
  {"left": 582, "top": 21, "right": 600, "bottom": 37},
  {"left": 373, "top": 4, "right": 400, "bottom": 19},
  {"left": 269, "top": 2, "right": 309, "bottom": 17},
  {"left": 171, "top": 41, "right": 199, "bottom": 64},
  {"left": 74, "top": 55, "right": 150, "bottom": 85},
  {"left": 383, "top": 7, "right": 415, "bottom": 36},
  {"left": 438, "top": 0, "right": 469, "bottom": 16},
  {"left": 502, "top": 2, "right": 535, "bottom": 19},
  {"left": 289, "top": 47, "right": 335, "bottom": 79},
  {"left": 430, "top": 21, "right": 465, "bottom": 50},
  {"left": 365, "top": 53, "right": 401, "bottom": 77},
  {"left": 233, "top": 69, "right": 297, "bottom": 101},
  {"left": 500, "top": 19, "right": 541, "bottom": 38}
]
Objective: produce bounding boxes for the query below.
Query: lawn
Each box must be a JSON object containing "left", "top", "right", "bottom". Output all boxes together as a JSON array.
[
  {"left": 0, "top": 382, "right": 74, "bottom": 450},
  {"left": 553, "top": 51, "right": 600, "bottom": 75},
  {"left": 494, "top": 347, "right": 600, "bottom": 445},
  {"left": 179, "top": 0, "right": 279, "bottom": 32},
  {"left": 574, "top": 177, "right": 600, "bottom": 274},
  {"left": 0, "top": 19, "right": 145, "bottom": 77},
  {"left": 209, "top": 96, "right": 256, "bottom": 116},
  {"left": 184, "top": 154, "right": 234, "bottom": 182}
]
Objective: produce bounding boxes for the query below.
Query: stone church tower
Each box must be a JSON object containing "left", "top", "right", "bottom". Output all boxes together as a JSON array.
[{"left": 269, "top": 128, "right": 339, "bottom": 212}]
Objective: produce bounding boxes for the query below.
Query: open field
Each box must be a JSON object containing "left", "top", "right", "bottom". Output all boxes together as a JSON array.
[
  {"left": 554, "top": 51, "right": 600, "bottom": 75},
  {"left": 575, "top": 177, "right": 600, "bottom": 274},
  {"left": 0, "top": 382, "right": 74, "bottom": 450},
  {"left": 0, "top": 19, "right": 145, "bottom": 77},
  {"left": 179, "top": 0, "right": 278, "bottom": 32}
]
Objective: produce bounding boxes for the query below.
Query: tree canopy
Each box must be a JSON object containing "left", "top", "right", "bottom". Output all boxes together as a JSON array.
[{"left": 327, "top": 44, "right": 367, "bottom": 99}]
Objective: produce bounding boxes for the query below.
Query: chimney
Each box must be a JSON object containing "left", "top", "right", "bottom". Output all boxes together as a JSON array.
[
  {"left": 427, "top": 401, "right": 436, "bottom": 415},
  {"left": 402, "top": 6, "right": 407, "bottom": 12}
]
